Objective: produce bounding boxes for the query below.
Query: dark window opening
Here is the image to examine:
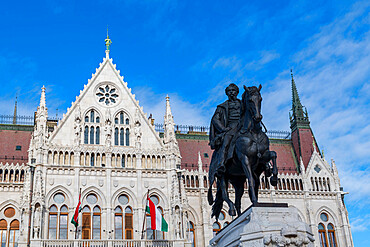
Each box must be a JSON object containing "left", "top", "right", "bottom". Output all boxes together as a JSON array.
[{"left": 15, "top": 146, "right": 21, "bottom": 151}]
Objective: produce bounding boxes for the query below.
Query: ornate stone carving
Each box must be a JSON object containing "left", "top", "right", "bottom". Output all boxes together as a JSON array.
[
  {"left": 104, "top": 108, "right": 113, "bottom": 147},
  {"left": 74, "top": 105, "right": 82, "bottom": 146}
]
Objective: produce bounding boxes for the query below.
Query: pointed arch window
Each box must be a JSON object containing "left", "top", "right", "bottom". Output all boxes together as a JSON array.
[
  {"left": 82, "top": 206, "right": 91, "bottom": 239},
  {"left": 9, "top": 220, "right": 19, "bottom": 247},
  {"left": 48, "top": 205, "right": 58, "bottom": 239},
  {"left": 0, "top": 219, "right": 7, "bottom": 247},
  {"left": 84, "top": 126, "right": 89, "bottom": 144},
  {"left": 85, "top": 116, "right": 89, "bottom": 122},
  {"left": 59, "top": 205, "right": 68, "bottom": 239},
  {"left": 125, "top": 129, "right": 130, "bottom": 146},
  {"left": 90, "top": 111, "right": 95, "bottom": 123},
  {"left": 96, "top": 116, "right": 100, "bottom": 123},
  {"left": 90, "top": 153, "right": 95, "bottom": 167},
  {"left": 120, "top": 112, "right": 124, "bottom": 124},
  {"left": 96, "top": 127, "right": 100, "bottom": 145},
  {"left": 125, "top": 118, "right": 129, "bottom": 125},
  {"left": 120, "top": 128, "right": 124, "bottom": 146},
  {"left": 121, "top": 155, "right": 125, "bottom": 168},
  {"left": 90, "top": 127, "right": 94, "bottom": 144},
  {"left": 125, "top": 206, "right": 133, "bottom": 239},
  {"left": 92, "top": 206, "right": 101, "bottom": 239},
  {"left": 114, "top": 206, "right": 123, "bottom": 239},
  {"left": 187, "top": 221, "right": 196, "bottom": 247},
  {"left": 318, "top": 223, "right": 328, "bottom": 247},
  {"left": 328, "top": 224, "right": 337, "bottom": 247},
  {"left": 114, "top": 128, "right": 119, "bottom": 145}
]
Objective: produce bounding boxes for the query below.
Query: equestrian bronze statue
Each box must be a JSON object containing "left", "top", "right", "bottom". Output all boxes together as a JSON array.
[{"left": 208, "top": 83, "right": 278, "bottom": 220}]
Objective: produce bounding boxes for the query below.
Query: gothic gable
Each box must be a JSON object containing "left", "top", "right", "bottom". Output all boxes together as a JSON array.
[{"left": 48, "top": 55, "right": 163, "bottom": 150}]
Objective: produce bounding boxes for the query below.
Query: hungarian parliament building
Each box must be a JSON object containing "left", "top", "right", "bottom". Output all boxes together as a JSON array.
[{"left": 0, "top": 45, "right": 353, "bottom": 247}]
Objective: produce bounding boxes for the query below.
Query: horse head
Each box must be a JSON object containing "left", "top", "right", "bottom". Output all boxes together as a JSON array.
[{"left": 242, "top": 84, "right": 263, "bottom": 124}]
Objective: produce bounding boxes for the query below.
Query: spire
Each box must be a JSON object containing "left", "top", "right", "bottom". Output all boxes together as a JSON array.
[
  {"left": 165, "top": 95, "right": 172, "bottom": 119},
  {"left": 36, "top": 85, "right": 48, "bottom": 121},
  {"left": 105, "top": 26, "right": 112, "bottom": 58},
  {"left": 40, "top": 86, "right": 46, "bottom": 109},
  {"left": 164, "top": 95, "right": 178, "bottom": 148},
  {"left": 198, "top": 152, "right": 203, "bottom": 172},
  {"left": 289, "top": 70, "right": 310, "bottom": 130},
  {"left": 12, "top": 96, "right": 17, "bottom": 124},
  {"left": 291, "top": 69, "right": 304, "bottom": 118}
]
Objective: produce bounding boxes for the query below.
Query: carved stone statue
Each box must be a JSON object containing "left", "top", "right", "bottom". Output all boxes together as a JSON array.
[
  {"left": 174, "top": 206, "right": 181, "bottom": 239},
  {"left": 208, "top": 84, "right": 278, "bottom": 220},
  {"left": 74, "top": 105, "right": 82, "bottom": 146},
  {"left": 105, "top": 109, "right": 112, "bottom": 147},
  {"left": 33, "top": 206, "right": 41, "bottom": 239}
]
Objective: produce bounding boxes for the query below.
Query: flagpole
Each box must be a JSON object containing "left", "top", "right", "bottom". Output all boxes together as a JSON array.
[
  {"left": 141, "top": 189, "right": 150, "bottom": 239},
  {"left": 75, "top": 188, "right": 81, "bottom": 240}
]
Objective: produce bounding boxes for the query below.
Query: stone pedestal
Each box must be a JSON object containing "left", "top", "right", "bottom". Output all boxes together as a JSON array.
[{"left": 209, "top": 203, "right": 315, "bottom": 247}]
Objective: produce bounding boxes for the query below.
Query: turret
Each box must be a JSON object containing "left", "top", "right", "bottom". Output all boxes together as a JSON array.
[{"left": 289, "top": 71, "right": 320, "bottom": 169}]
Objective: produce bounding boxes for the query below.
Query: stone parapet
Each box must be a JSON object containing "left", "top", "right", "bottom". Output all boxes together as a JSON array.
[{"left": 210, "top": 203, "right": 314, "bottom": 247}]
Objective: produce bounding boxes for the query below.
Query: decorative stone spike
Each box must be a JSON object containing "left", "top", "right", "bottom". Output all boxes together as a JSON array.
[{"left": 117, "top": 70, "right": 120, "bottom": 74}]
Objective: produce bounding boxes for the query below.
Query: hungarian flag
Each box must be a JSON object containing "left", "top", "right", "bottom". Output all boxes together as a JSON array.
[
  {"left": 71, "top": 192, "right": 82, "bottom": 227},
  {"left": 146, "top": 195, "right": 168, "bottom": 232}
]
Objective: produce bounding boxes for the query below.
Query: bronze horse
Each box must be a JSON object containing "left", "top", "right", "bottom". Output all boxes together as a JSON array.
[{"left": 208, "top": 85, "right": 278, "bottom": 219}]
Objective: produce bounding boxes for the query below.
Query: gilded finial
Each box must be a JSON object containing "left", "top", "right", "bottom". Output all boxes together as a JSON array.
[{"left": 105, "top": 26, "right": 112, "bottom": 51}]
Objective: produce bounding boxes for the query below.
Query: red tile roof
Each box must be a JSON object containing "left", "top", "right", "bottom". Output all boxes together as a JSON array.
[
  {"left": 177, "top": 136, "right": 213, "bottom": 171},
  {"left": 0, "top": 129, "right": 31, "bottom": 164}
]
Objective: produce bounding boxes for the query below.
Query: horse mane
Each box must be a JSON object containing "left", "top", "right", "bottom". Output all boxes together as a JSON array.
[{"left": 240, "top": 86, "right": 261, "bottom": 132}]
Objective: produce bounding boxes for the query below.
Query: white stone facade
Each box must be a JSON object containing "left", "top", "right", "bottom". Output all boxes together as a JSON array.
[{"left": 0, "top": 50, "right": 353, "bottom": 247}]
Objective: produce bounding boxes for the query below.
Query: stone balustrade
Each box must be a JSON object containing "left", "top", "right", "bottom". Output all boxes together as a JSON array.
[{"left": 40, "top": 239, "right": 178, "bottom": 247}]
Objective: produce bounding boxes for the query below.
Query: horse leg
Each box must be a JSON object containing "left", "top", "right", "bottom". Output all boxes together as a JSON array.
[
  {"left": 211, "top": 180, "right": 224, "bottom": 220},
  {"left": 219, "top": 176, "right": 236, "bottom": 216},
  {"left": 239, "top": 156, "right": 258, "bottom": 205},
  {"left": 231, "top": 177, "right": 245, "bottom": 216},
  {"left": 254, "top": 168, "right": 264, "bottom": 202},
  {"left": 269, "top": 151, "right": 278, "bottom": 186}
]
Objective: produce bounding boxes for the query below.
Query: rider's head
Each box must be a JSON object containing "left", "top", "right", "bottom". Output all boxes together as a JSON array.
[{"left": 225, "top": 83, "right": 239, "bottom": 100}]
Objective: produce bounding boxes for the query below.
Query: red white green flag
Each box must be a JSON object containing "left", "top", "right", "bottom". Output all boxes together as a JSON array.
[
  {"left": 145, "top": 195, "right": 168, "bottom": 232},
  {"left": 71, "top": 191, "right": 82, "bottom": 227}
]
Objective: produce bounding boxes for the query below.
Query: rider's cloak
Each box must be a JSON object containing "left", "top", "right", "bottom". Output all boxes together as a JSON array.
[{"left": 209, "top": 99, "right": 241, "bottom": 188}]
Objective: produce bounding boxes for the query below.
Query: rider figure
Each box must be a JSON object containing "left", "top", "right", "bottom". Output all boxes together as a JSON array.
[{"left": 209, "top": 83, "right": 241, "bottom": 186}]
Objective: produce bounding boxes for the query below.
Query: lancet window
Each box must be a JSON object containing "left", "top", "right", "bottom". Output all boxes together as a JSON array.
[
  {"left": 114, "top": 194, "right": 133, "bottom": 239},
  {"left": 0, "top": 207, "right": 20, "bottom": 247},
  {"left": 48, "top": 193, "right": 68, "bottom": 239},
  {"left": 113, "top": 111, "right": 130, "bottom": 147},
  {"left": 318, "top": 212, "right": 337, "bottom": 247},
  {"left": 187, "top": 221, "right": 196, "bottom": 247},
  {"left": 81, "top": 194, "right": 101, "bottom": 240},
  {"left": 84, "top": 109, "right": 101, "bottom": 145}
]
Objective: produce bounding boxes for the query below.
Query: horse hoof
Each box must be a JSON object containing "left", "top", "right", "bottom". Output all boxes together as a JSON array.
[
  {"left": 270, "top": 176, "right": 278, "bottom": 186},
  {"left": 229, "top": 208, "right": 236, "bottom": 216}
]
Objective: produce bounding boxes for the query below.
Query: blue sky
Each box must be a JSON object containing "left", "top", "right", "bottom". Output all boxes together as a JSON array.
[{"left": 0, "top": 0, "right": 369, "bottom": 245}]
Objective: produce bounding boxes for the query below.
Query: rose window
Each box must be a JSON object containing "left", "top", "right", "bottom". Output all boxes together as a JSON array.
[{"left": 96, "top": 85, "right": 119, "bottom": 106}]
